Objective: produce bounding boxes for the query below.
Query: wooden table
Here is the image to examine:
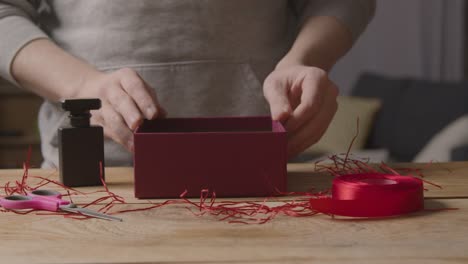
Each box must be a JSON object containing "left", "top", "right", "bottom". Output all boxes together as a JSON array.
[{"left": 1, "top": 162, "right": 467, "bottom": 264}]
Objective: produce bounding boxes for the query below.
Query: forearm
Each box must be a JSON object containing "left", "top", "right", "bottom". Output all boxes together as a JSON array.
[
  {"left": 277, "top": 16, "right": 353, "bottom": 71},
  {"left": 11, "top": 38, "right": 101, "bottom": 101}
]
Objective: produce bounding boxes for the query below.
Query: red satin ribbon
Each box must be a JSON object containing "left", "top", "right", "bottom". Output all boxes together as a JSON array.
[{"left": 309, "top": 173, "right": 424, "bottom": 217}]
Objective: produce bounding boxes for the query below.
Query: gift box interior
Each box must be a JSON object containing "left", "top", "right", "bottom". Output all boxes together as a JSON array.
[{"left": 134, "top": 116, "right": 287, "bottom": 198}]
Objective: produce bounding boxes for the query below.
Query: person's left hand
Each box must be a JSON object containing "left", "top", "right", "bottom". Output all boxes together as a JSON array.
[{"left": 263, "top": 65, "right": 339, "bottom": 158}]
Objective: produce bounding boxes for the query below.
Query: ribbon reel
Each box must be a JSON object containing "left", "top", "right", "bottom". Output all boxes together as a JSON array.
[{"left": 310, "top": 173, "right": 424, "bottom": 217}]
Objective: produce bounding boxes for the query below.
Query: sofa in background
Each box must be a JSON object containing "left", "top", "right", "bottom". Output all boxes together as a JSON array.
[
  {"left": 352, "top": 73, "right": 468, "bottom": 162},
  {"left": 295, "top": 73, "right": 468, "bottom": 163}
]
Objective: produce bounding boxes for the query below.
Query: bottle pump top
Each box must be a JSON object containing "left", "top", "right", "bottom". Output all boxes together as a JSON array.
[{"left": 62, "top": 99, "right": 101, "bottom": 128}]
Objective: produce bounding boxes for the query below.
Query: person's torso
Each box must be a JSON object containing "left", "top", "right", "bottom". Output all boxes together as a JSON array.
[{"left": 37, "top": 0, "right": 299, "bottom": 167}]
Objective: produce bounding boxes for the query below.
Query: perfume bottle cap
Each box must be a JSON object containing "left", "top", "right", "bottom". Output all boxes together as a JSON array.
[{"left": 62, "top": 99, "right": 101, "bottom": 127}]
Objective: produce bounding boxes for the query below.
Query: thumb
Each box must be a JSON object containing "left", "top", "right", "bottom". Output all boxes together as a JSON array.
[{"left": 263, "top": 81, "right": 292, "bottom": 123}]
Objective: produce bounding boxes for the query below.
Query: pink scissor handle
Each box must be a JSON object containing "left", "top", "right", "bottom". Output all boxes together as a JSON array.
[
  {"left": 0, "top": 195, "right": 59, "bottom": 211},
  {"left": 0, "top": 190, "right": 69, "bottom": 211},
  {"left": 28, "top": 190, "right": 70, "bottom": 206}
]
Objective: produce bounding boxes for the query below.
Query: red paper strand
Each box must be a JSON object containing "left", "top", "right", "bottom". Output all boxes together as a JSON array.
[{"left": 0, "top": 129, "right": 453, "bottom": 224}]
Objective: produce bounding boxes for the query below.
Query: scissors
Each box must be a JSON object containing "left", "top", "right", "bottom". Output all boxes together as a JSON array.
[{"left": 0, "top": 189, "right": 122, "bottom": 222}]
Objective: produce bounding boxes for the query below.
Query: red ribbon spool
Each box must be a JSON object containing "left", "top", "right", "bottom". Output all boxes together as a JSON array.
[{"left": 309, "top": 173, "right": 424, "bottom": 217}]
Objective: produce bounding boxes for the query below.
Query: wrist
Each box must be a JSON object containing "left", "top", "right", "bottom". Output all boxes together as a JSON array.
[
  {"left": 275, "top": 52, "right": 308, "bottom": 70},
  {"left": 276, "top": 48, "right": 333, "bottom": 72},
  {"left": 71, "top": 68, "right": 103, "bottom": 99}
]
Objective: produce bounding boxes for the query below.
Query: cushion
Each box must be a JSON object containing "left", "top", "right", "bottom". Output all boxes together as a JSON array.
[
  {"left": 305, "top": 96, "right": 381, "bottom": 154},
  {"left": 294, "top": 148, "right": 390, "bottom": 163},
  {"left": 414, "top": 115, "right": 468, "bottom": 162}
]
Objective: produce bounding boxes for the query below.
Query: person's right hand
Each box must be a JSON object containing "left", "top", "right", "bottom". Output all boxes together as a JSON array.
[{"left": 76, "top": 68, "right": 166, "bottom": 152}]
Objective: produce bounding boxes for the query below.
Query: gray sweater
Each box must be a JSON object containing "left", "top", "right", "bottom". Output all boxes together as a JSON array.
[{"left": 0, "top": 0, "right": 375, "bottom": 168}]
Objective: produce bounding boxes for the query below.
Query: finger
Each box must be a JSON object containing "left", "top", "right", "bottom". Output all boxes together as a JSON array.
[
  {"left": 288, "top": 79, "right": 302, "bottom": 110},
  {"left": 118, "top": 68, "right": 160, "bottom": 120},
  {"left": 100, "top": 103, "right": 135, "bottom": 152},
  {"left": 90, "top": 109, "right": 104, "bottom": 127},
  {"left": 104, "top": 84, "right": 144, "bottom": 130},
  {"left": 287, "top": 90, "right": 338, "bottom": 158},
  {"left": 284, "top": 73, "right": 330, "bottom": 133},
  {"left": 263, "top": 79, "right": 292, "bottom": 122},
  {"left": 142, "top": 78, "right": 167, "bottom": 118}
]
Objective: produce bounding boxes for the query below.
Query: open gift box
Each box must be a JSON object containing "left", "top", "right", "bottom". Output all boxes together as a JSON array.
[{"left": 134, "top": 116, "right": 287, "bottom": 198}]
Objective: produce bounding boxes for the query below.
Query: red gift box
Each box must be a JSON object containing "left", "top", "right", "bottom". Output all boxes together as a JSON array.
[{"left": 133, "top": 116, "right": 287, "bottom": 198}]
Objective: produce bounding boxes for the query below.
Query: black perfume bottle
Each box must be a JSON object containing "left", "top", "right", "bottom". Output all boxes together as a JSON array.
[{"left": 58, "top": 99, "right": 105, "bottom": 187}]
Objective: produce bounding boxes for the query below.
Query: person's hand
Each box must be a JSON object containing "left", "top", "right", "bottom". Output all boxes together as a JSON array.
[
  {"left": 76, "top": 68, "right": 166, "bottom": 152},
  {"left": 263, "top": 65, "right": 338, "bottom": 158}
]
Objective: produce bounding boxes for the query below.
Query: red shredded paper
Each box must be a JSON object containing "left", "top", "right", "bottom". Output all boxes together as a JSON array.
[{"left": 0, "top": 122, "right": 450, "bottom": 224}]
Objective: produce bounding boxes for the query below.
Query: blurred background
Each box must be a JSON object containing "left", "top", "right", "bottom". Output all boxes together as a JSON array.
[
  {"left": 299, "top": 0, "right": 468, "bottom": 164},
  {"left": 0, "top": 0, "right": 467, "bottom": 168},
  {"left": 0, "top": 76, "right": 42, "bottom": 168}
]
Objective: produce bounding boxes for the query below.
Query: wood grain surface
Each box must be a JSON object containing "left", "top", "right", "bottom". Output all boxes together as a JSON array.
[{"left": 0, "top": 162, "right": 467, "bottom": 264}]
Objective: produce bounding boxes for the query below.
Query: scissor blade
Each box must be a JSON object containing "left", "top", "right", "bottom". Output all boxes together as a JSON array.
[{"left": 61, "top": 206, "right": 123, "bottom": 222}]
